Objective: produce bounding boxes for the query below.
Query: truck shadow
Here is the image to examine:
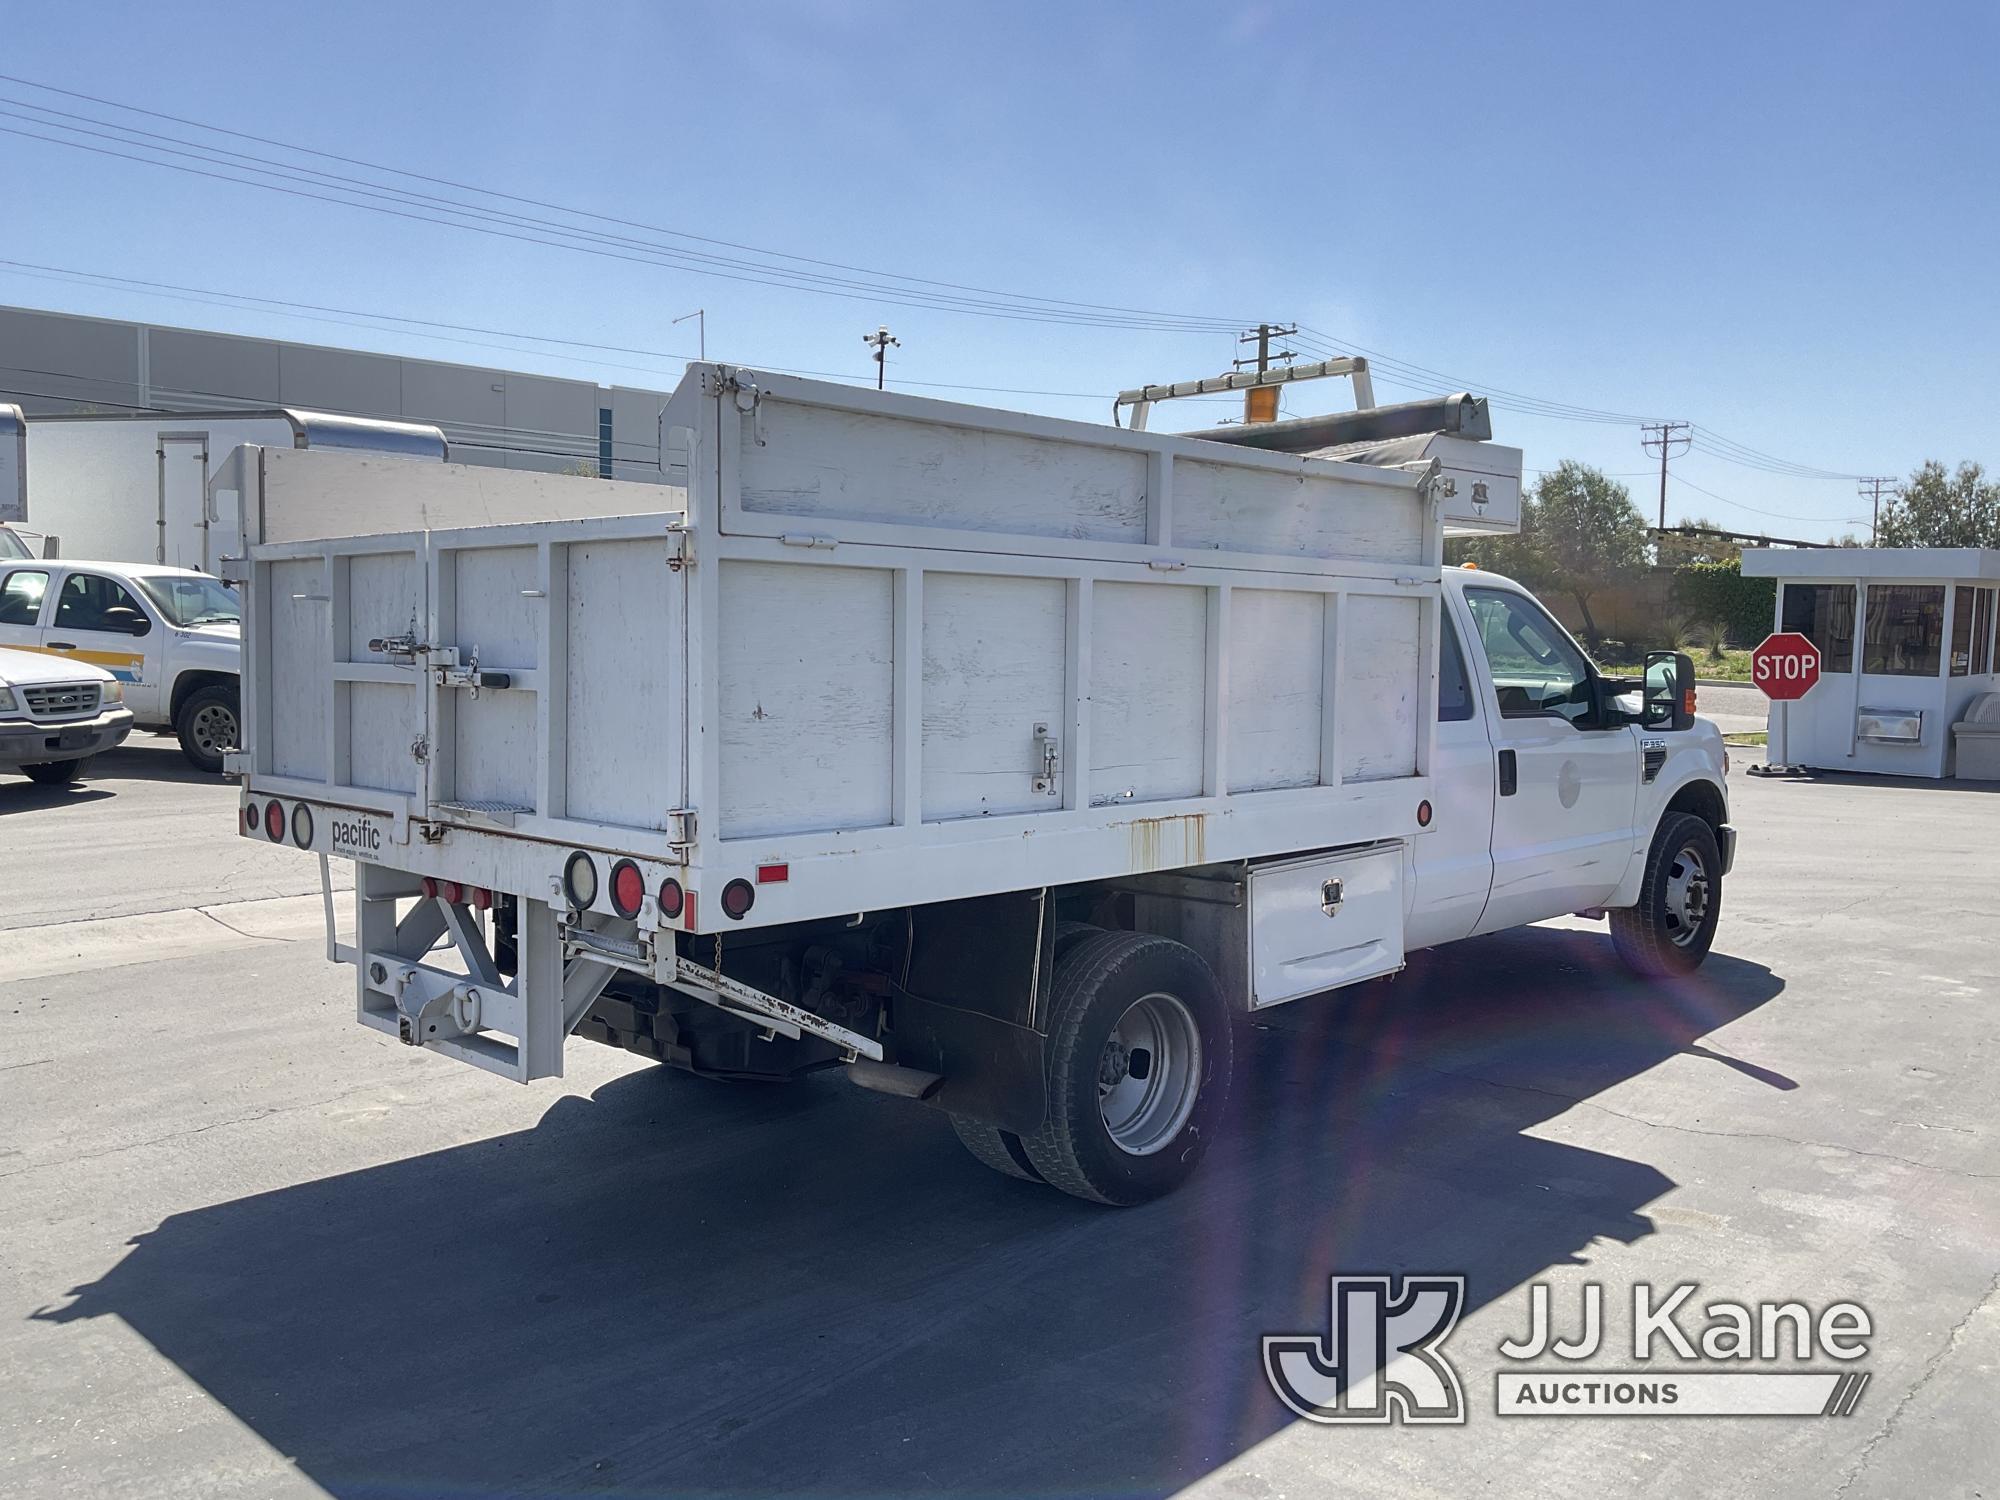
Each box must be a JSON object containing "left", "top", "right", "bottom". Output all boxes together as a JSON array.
[{"left": 38, "top": 928, "right": 1782, "bottom": 1498}]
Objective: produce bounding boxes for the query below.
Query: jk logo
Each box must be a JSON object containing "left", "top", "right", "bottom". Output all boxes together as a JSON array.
[{"left": 1263, "top": 1275, "right": 1468, "bottom": 1424}]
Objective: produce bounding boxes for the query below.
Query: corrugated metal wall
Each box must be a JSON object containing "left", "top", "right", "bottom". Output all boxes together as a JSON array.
[{"left": 0, "top": 303, "right": 672, "bottom": 482}]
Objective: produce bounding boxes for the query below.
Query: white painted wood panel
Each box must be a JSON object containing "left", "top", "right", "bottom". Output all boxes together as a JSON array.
[
  {"left": 564, "top": 539, "right": 678, "bottom": 830},
  {"left": 268, "top": 556, "right": 327, "bottom": 781},
  {"left": 1089, "top": 581, "right": 1207, "bottom": 805},
  {"left": 348, "top": 682, "right": 420, "bottom": 794},
  {"left": 1227, "top": 588, "right": 1324, "bottom": 791},
  {"left": 921, "top": 572, "right": 1067, "bottom": 821},
  {"left": 1172, "top": 457, "right": 1425, "bottom": 565},
  {"left": 737, "top": 402, "right": 1149, "bottom": 543},
  {"left": 451, "top": 545, "right": 539, "bottom": 669},
  {"left": 718, "top": 560, "right": 895, "bottom": 838},
  {"left": 1340, "top": 593, "right": 1422, "bottom": 782}
]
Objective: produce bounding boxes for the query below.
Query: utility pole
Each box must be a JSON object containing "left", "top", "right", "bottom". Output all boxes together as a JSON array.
[
  {"left": 1858, "top": 476, "right": 1898, "bottom": 543},
  {"left": 1639, "top": 421, "right": 1692, "bottom": 529},
  {"left": 863, "top": 325, "right": 900, "bottom": 390},
  {"left": 672, "top": 308, "right": 705, "bottom": 361},
  {"left": 1235, "top": 322, "right": 1297, "bottom": 423}
]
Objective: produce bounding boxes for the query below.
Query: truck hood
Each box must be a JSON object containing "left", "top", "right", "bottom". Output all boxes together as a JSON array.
[
  {"left": 179, "top": 622, "right": 242, "bottom": 642},
  {"left": 0, "top": 644, "right": 116, "bottom": 688}
]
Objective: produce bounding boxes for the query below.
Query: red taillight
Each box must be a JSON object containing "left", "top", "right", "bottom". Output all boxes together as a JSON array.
[
  {"left": 471, "top": 886, "right": 493, "bottom": 911},
  {"left": 264, "top": 799, "right": 286, "bottom": 842},
  {"left": 243, "top": 802, "right": 259, "bottom": 833},
  {"left": 657, "top": 877, "right": 684, "bottom": 921},
  {"left": 610, "top": 859, "right": 645, "bottom": 918},
  {"left": 421, "top": 876, "right": 439, "bottom": 898},
  {"left": 720, "top": 878, "right": 755, "bottom": 921},
  {"left": 440, "top": 880, "right": 465, "bottom": 905},
  {"left": 757, "top": 863, "right": 789, "bottom": 884},
  {"left": 1416, "top": 799, "right": 1433, "bottom": 828}
]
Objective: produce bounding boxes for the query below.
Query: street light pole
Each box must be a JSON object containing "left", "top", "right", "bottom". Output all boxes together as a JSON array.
[{"left": 673, "top": 308, "right": 705, "bottom": 361}]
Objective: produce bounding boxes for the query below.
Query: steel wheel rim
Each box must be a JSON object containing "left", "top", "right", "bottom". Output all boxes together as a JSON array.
[
  {"left": 1663, "top": 844, "right": 1710, "bottom": 947},
  {"left": 1097, "top": 991, "right": 1201, "bottom": 1156},
  {"left": 191, "top": 703, "right": 238, "bottom": 754}
]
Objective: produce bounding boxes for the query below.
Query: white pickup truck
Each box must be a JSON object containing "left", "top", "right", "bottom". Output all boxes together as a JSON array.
[
  {"left": 228, "top": 366, "right": 1733, "bottom": 1204},
  {"left": 0, "top": 558, "right": 241, "bottom": 771}
]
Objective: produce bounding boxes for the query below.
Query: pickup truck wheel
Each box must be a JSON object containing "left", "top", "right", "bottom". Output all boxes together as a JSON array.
[
  {"left": 948, "top": 1116, "right": 1045, "bottom": 1182},
  {"left": 1020, "top": 930, "right": 1231, "bottom": 1206},
  {"left": 22, "top": 757, "right": 90, "bottom": 785},
  {"left": 175, "top": 684, "right": 240, "bottom": 773},
  {"left": 1611, "top": 812, "right": 1722, "bottom": 978}
]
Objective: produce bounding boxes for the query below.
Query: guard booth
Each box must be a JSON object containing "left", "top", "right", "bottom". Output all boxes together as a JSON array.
[{"left": 1741, "top": 548, "right": 2000, "bottom": 778}]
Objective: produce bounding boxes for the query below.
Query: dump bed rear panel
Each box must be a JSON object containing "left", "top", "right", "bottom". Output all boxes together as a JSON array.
[{"left": 239, "top": 366, "right": 1471, "bottom": 931}]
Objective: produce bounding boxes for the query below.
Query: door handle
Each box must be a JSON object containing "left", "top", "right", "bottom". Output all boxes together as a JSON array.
[
  {"left": 46, "top": 641, "right": 77, "bottom": 651},
  {"left": 1497, "top": 748, "right": 1518, "bottom": 797},
  {"left": 1320, "top": 878, "right": 1345, "bottom": 917}
]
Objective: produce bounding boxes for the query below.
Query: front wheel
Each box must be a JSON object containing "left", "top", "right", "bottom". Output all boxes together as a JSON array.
[
  {"left": 1611, "top": 812, "right": 1722, "bottom": 978},
  {"left": 1020, "top": 930, "right": 1232, "bottom": 1205},
  {"left": 22, "top": 757, "right": 90, "bottom": 786},
  {"left": 175, "top": 683, "right": 240, "bottom": 774}
]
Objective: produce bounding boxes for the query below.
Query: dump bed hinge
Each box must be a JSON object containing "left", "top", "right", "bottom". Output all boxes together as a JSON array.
[{"left": 666, "top": 526, "right": 692, "bottom": 572}]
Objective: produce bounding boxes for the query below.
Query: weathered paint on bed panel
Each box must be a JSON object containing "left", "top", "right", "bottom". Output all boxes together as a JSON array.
[
  {"left": 1172, "top": 457, "right": 1426, "bottom": 566},
  {"left": 738, "top": 401, "right": 1151, "bottom": 544},
  {"left": 444, "top": 544, "right": 542, "bottom": 814},
  {"left": 1089, "top": 581, "right": 1208, "bottom": 806},
  {"left": 563, "top": 537, "right": 683, "bottom": 831},
  {"left": 267, "top": 555, "right": 329, "bottom": 782},
  {"left": 717, "top": 559, "right": 897, "bottom": 839},
  {"left": 1226, "top": 587, "right": 1326, "bottom": 792},
  {"left": 920, "top": 572, "right": 1068, "bottom": 822}
]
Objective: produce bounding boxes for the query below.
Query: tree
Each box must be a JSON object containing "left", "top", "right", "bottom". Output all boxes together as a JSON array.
[
  {"left": 1877, "top": 461, "right": 2000, "bottom": 547},
  {"left": 1653, "top": 516, "right": 1741, "bottom": 568},
  {"left": 1454, "top": 461, "right": 1649, "bottom": 647}
]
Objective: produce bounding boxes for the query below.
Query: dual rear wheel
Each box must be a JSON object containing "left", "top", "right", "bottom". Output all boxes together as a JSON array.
[{"left": 950, "top": 927, "right": 1232, "bottom": 1206}]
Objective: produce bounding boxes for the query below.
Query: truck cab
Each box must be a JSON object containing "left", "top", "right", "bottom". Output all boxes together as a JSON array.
[
  {"left": 1416, "top": 565, "right": 1733, "bottom": 957},
  {"left": 0, "top": 558, "right": 240, "bottom": 771}
]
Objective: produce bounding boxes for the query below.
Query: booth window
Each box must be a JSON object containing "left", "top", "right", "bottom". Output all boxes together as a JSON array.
[
  {"left": 1779, "top": 583, "right": 1855, "bottom": 672},
  {"left": 1863, "top": 585, "right": 1944, "bottom": 676},
  {"left": 1955, "top": 585, "right": 1996, "bottom": 676}
]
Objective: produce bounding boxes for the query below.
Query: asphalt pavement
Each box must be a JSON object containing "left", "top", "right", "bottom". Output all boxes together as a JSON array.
[{"left": 1, "top": 740, "right": 1995, "bottom": 1498}]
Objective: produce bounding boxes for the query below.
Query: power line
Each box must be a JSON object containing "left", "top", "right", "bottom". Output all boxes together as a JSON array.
[
  {"left": 0, "top": 79, "right": 1247, "bottom": 335},
  {"left": 1640, "top": 421, "right": 1692, "bottom": 529}
]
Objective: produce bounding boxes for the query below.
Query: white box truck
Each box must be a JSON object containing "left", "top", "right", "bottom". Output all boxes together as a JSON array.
[
  {"left": 3, "top": 407, "right": 446, "bottom": 573},
  {"left": 226, "top": 365, "right": 1734, "bottom": 1204}
]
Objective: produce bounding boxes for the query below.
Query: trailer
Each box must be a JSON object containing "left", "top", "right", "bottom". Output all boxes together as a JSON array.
[
  {"left": 230, "top": 365, "right": 1732, "bottom": 1204},
  {"left": 5, "top": 407, "right": 446, "bottom": 573}
]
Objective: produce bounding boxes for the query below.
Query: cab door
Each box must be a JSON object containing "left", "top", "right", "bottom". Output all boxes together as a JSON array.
[
  {"left": 42, "top": 568, "right": 161, "bottom": 716},
  {"left": 1406, "top": 602, "right": 1497, "bottom": 950},
  {"left": 1463, "top": 584, "right": 1639, "bottom": 934}
]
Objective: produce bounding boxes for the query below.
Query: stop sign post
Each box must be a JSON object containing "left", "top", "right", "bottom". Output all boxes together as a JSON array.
[
  {"left": 1752, "top": 632, "right": 1821, "bottom": 701},
  {"left": 1752, "top": 631, "right": 1821, "bottom": 773}
]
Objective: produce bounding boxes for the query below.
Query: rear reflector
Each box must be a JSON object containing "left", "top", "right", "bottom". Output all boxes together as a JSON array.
[
  {"left": 563, "top": 851, "right": 598, "bottom": 912},
  {"left": 721, "top": 879, "right": 755, "bottom": 920},
  {"left": 657, "top": 877, "right": 684, "bottom": 921},
  {"left": 440, "top": 880, "right": 465, "bottom": 905},
  {"left": 264, "top": 799, "right": 286, "bottom": 842},
  {"left": 421, "top": 876, "right": 438, "bottom": 899},
  {"left": 610, "top": 859, "right": 645, "bottom": 918},
  {"left": 472, "top": 887, "right": 493, "bottom": 911},
  {"left": 757, "top": 863, "right": 789, "bottom": 884}
]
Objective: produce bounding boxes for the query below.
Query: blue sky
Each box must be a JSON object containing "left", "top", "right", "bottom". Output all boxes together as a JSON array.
[{"left": 3, "top": 0, "right": 1995, "bottom": 541}]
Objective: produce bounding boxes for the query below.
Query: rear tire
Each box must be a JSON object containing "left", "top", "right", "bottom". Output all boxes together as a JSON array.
[
  {"left": 1020, "top": 930, "right": 1232, "bottom": 1206},
  {"left": 949, "top": 1116, "right": 1045, "bottom": 1182},
  {"left": 175, "top": 683, "right": 239, "bottom": 773},
  {"left": 1611, "top": 812, "right": 1722, "bottom": 978},
  {"left": 22, "top": 758, "right": 89, "bottom": 786}
]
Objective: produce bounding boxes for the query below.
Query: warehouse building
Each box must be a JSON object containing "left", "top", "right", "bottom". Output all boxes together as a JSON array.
[{"left": 0, "top": 302, "right": 673, "bottom": 480}]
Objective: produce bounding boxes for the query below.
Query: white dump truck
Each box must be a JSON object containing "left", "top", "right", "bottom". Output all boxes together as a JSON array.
[{"left": 225, "top": 365, "right": 1732, "bottom": 1204}]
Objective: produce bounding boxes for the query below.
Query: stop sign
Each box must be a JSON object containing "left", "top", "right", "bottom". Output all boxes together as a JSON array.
[{"left": 1752, "top": 631, "right": 1822, "bottom": 701}]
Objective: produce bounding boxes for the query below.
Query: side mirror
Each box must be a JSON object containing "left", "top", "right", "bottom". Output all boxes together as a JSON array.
[{"left": 1643, "top": 650, "right": 1696, "bottom": 730}]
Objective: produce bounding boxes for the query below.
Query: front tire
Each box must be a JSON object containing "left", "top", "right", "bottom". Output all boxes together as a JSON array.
[
  {"left": 1611, "top": 812, "right": 1722, "bottom": 978},
  {"left": 948, "top": 1116, "right": 1045, "bottom": 1182},
  {"left": 175, "top": 683, "right": 240, "bottom": 773},
  {"left": 1020, "top": 930, "right": 1232, "bottom": 1206},
  {"left": 22, "top": 758, "right": 90, "bottom": 786}
]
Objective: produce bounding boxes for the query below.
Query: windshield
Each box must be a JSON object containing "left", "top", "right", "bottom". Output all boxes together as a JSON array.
[
  {"left": 0, "top": 527, "right": 32, "bottom": 561},
  {"left": 135, "top": 574, "right": 242, "bottom": 628}
]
